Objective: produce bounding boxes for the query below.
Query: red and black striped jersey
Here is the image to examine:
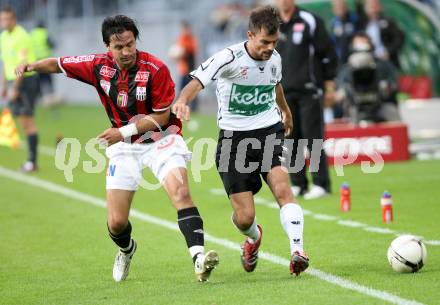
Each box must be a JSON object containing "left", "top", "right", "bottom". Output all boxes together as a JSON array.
[{"left": 57, "top": 50, "right": 182, "bottom": 143}]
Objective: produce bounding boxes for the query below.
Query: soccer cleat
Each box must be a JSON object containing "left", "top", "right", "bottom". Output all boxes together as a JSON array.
[
  {"left": 303, "top": 185, "right": 328, "bottom": 200},
  {"left": 194, "top": 250, "right": 219, "bottom": 282},
  {"left": 290, "top": 251, "right": 309, "bottom": 276},
  {"left": 112, "top": 239, "right": 137, "bottom": 282},
  {"left": 20, "top": 161, "right": 38, "bottom": 173},
  {"left": 240, "top": 224, "right": 263, "bottom": 272}
]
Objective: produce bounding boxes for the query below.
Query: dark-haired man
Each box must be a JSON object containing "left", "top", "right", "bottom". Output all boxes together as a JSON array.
[
  {"left": 16, "top": 15, "right": 219, "bottom": 282},
  {"left": 173, "top": 6, "right": 309, "bottom": 276},
  {"left": 0, "top": 7, "right": 39, "bottom": 172},
  {"left": 276, "top": 0, "right": 337, "bottom": 200}
]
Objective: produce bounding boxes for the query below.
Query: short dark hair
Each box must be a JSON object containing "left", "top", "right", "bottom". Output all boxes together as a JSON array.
[
  {"left": 248, "top": 5, "right": 280, "bottom": 35},
  {"left": 0, "top": 7, "right": 16, "bottom": 17},
  {"left": 101, "top": 15, "right": 139, "bottom": 46}
]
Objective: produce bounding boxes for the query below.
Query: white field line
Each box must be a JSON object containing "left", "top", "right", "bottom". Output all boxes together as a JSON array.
[
  {"left": 36, "top": 145, "right": 440, "bottom": 247},
  {"left": 209, "top": 189, "right": 440, "bottom": 246},
  {"left": 0, "top": 166, "right": 428, "bottom": 305}
]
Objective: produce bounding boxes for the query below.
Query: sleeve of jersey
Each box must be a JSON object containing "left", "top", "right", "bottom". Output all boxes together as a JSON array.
[
  {"left": 190, "top": 48, "right": 234, "bottom": 88},
  {"left": 150, "top": 65, "right": 175, "bottom": 111},
  {"left": 277, "top": 56, "right": 283, "bottom": 83},
  {"left": 57, "top": 55, "right": 97, "bottom": 86}
]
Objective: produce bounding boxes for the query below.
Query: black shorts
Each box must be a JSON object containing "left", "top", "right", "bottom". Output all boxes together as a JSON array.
[
  {"left": 215, "top": 122, "right": 285, "bottom": 196},
  {"left": 8, "top": 74, "right": 39, "bottom": 116}
]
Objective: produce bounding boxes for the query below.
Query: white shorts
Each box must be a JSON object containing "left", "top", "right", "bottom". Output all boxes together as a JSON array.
[{"left": 105, "top": 134, "right": 192, "bottom": 191}]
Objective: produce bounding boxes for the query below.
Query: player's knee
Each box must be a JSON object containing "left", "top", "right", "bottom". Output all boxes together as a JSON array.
[
  {"left": 170, "top": 184, "right": 192, "bottom": 205},
  {"left": 108, "top": 216, "right": 128, "bottom": 234},
  {"left": 235, "top": 212, "right": 255, "bottom": 230}
]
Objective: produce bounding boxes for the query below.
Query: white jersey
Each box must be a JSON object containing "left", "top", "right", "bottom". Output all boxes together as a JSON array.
[{"left": 191, "top": 41, "right": 282, "bottom": 131}]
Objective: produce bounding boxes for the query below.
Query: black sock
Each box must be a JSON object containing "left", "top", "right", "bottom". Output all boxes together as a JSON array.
[
  {"left": 108, "top": 221, "right": 133, "bottom": 252},
  {"left": 177, "top": 207, "right": 204, "bottom": 262},
  {"left": 27, "top": 133, "right": 38, "bottom": 164}
]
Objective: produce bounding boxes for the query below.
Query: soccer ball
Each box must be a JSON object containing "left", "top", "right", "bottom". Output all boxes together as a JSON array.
[{"left": 387, "top": 235, "right": 427, "bottom": 273}]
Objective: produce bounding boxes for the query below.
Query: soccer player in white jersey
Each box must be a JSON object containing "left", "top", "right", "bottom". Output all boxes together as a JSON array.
[{"left": 173, "top": 6, "right": 309, "bottom": 276}]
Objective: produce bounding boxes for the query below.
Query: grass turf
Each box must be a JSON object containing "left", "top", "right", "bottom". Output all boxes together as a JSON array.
[{"left": 0, "top": 105, "right": 439, "bottom": 305}]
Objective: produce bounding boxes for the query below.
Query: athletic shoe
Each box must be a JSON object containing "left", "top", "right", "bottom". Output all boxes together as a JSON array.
[
  {"left": 303, "top": 185, "right": 328, "bottom": 200},
  {"left": 113, "top": 239, "right": 137, "bottom": 282},
  {"left": 195, "top": 250, "right": 219, "bottom": 282},
  {"left": 240, "top": 224, "right": 263, "bottom": 272},
  {"left": 20, "top": 161, "right": 38, "bottom": 173},
  {"left": 290, "top": 251, "right": 309, "bottom": 276}
]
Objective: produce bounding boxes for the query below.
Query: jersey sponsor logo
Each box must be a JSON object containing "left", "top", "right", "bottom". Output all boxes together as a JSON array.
[
  {"left": 117, "top": 91, "right": 128, "bottom": 108},
  {"left": 62, "top": 55, "right": 95, "bottom": 64},
  {"left": 99, "top": 65, "right": 116, "bottom": 78},
  {"left": 135, "top": 71, "right": 149, "bottom": 82},
  {"left": 228, "top": 84, "right": 275, "bottom": 116},
  {"left": 136, "top": 86, "right": 146, "bottom": 101},
  {"left": 100, "top": 80, "right": 111, "bottom": 95}
]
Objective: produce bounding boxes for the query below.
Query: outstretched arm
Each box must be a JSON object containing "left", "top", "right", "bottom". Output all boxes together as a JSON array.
[
  {"left": 15, "top": 58, "right": 61, "bottom": 77},
  {"left": 172, "top": 78, "right": 203, "bottom": 121},
  {"left": 275, "top": 83, "right": 293, "bottom": 136}
]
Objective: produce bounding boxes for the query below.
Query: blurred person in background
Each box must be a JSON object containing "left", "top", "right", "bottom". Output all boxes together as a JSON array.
[
  {"left": 276, "top": 0, "right": 338, "bottom": 200},
  {"left": 0, "top": 7, "right": 39, "bottom": 172},
  {"left": 330, "top": 0, "right": 360, "bottom": 65},
  {"left": 169, "top": 21, "right": 199, "bottom": 111},
  {"left": 16, "top": 15, "right": 219, "bottom": 283},
  {"left": 358, "top": 0, "right": 405, "bottom": 69},
  {"left": 31, "top": 20, "right": 61, "bottom": 107},
  {"left": 335, "top": 32, "right": 401, "bottom": 123}
]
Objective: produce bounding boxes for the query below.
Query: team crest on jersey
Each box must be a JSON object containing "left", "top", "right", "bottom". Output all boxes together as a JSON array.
[
  {"left": 117, "top": 91, "right": 128, "bottom": 107},
  {"left": 100, "top": 80, "right": 111, "bottom": 95},
  {"left": 99, "top": 65, "right": 116, "bottom": 78},
  {"left": 135, "top": 71, "right": 149, "bottom": 82},
  {"left": 271, "top": 65, "right": 277, "bottom": 77},
  {"left": 136, "top": 87, "right": 146, "bottom": 101},
  {"left": 293, "top": 23, "right": 305, "bottom": 32},
  {"left": 239, "top": 66, "right": 248, "bottom": 78}
]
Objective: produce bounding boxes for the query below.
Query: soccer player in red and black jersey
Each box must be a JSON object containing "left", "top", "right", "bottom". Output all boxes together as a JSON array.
[{"left": 16, "top": 15, "right": 219, "bottom": 282}]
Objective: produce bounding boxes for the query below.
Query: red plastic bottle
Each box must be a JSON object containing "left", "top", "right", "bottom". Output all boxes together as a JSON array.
[
  {"left": 340, "top": 183, "right": 351, "bottom": 212},
  {"left": 381, "top": 191, "right": 393, "bottom": 223}
]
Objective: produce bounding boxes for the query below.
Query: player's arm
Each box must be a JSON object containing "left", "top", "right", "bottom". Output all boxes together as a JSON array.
[
  {"left": 275, "top": 83, "right": 293, "bottom": 136},
  {"left": 172, "top": 78, "right": 203, "bottom": 121},
  {"left": 15, "top": 58, "right": 61, "bottom": 77},
  {"left": 98, "top": 109, "right": 172, "bottom": 145}
]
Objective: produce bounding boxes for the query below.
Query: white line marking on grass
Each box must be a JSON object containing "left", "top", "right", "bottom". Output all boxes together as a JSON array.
[
  {"left": 210, "top": 189, "right": 440, "bottom": 246},
  {"left": 0, "top": 167, "right": 428, "bottom": 305},
  {"left": 39, "top": 145, "right": 56, "bottom": 157}
]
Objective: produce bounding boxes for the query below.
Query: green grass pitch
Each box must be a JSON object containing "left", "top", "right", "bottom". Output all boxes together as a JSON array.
[{"left": 0, "top": 105, "right": 439, "bottom": 305}]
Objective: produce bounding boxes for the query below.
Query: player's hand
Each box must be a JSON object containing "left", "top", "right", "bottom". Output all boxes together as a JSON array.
[
  {"left": 9, "top": 88, "right": 19, "bottom": 102},
  {"left": 98, "top": 128, "right": 123, "bottom": 146},
  {"left": 282, "top": 111, "right": 293, "bottom": 136},
  {"left": 172, "top": 101, "right": 191, "bottom": 121},
  {"left": 15, "top": 63, "right": 33, "bottom": 78}
]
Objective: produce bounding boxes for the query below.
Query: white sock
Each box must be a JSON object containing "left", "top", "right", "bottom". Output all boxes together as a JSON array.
[
  {"left": 280, "top": 203, "right": 304, "bottom": 254},
  {"left": 231, "top": 214, "right": 260, "bottom": 243},
  {"left": 189, "top": 245, "right": 204, "bottom": 260}
]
